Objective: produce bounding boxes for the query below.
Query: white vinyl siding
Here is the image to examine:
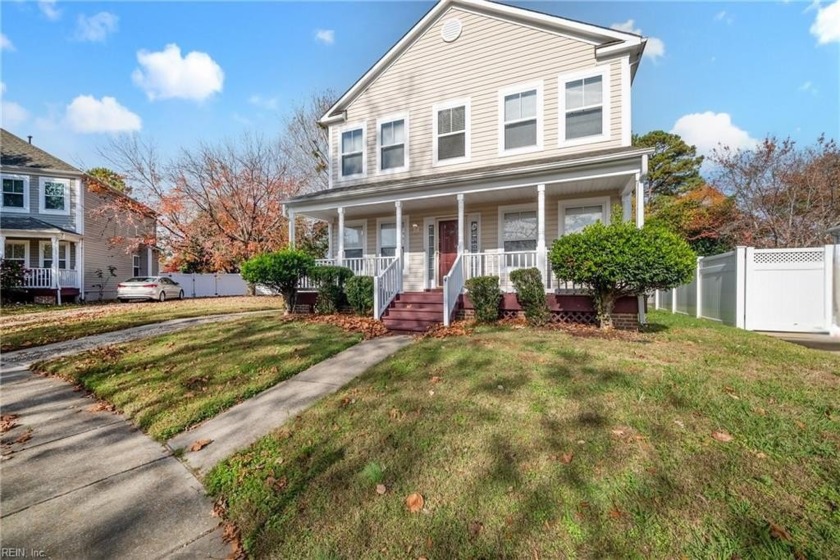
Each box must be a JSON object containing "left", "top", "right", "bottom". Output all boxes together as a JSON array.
[
  {"left": 340, "top": 124, "right": 366, "bottom": 178},
  {"left": 558, "top": 67, "right": 611, "bottom": 146},
  {"left": 1, "top": 174, "right": 29, "bottom": 213}
]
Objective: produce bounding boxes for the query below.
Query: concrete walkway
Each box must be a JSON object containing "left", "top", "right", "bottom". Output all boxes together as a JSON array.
[
  {"left": 168, "top": 335, "right": 412, "bottom": 474},
  {"left": 0, "top": 313, "right": 410, "bottom": 559}
]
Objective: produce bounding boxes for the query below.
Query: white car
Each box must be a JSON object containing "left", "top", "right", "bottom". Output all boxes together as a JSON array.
[{"left": 117, "top": 276, "right": 185, "bottom": 302}]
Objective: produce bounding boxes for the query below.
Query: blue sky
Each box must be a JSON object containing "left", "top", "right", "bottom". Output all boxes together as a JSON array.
[{"left": 1, "top": 0, "right": 838, "bottom": 171}]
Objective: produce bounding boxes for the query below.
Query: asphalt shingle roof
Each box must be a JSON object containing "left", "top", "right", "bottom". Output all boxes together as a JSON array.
[
  {"left": 0, "top": 216, "right": 78, "bottom": 235},
  {"left": 1, "top": 129, "right": 80, "bottom": 173}
]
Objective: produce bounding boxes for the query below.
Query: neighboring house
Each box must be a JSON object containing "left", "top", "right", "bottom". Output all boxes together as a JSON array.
[
  {"left": 0, "top": 129, "right": 159, "bottom": 303},
  {"left": 284, "top": 0, "right": 653, "bottom": 331}
]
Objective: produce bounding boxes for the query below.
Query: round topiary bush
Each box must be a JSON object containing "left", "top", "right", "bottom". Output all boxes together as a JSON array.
[{"left": 465, "top": 275, "right": 502, "bottom": 323}]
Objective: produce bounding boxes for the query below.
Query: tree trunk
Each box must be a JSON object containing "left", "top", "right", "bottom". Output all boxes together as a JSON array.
[
  {"left": 281, "top": 288, "right": 297, "bottom": 316},
  {"left": 593, "top": 290, "right": 617, "bottom": 330}
]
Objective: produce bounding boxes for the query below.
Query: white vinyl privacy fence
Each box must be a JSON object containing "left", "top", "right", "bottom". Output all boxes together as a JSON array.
[
  {"left": 655, "top": 246, "right": 837, "bottom": 333},
  {"left": 162, "top": 273, "right": 250, "bottom": 298}
]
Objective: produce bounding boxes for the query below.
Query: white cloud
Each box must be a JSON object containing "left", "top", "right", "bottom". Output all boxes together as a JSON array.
[
  {"left": 610, "top": 20, "right": 664, "bottom": 62},
  {"left": 671, "top": 112, "right": 757, "bottom": 157},
  {"left": 248, "top": 94, "right": 279, "bottom": 111},
  {"left": 65, "top": 95, "right": 142, "bottom": 133},
  {"left": 714, "top": 10, "right": 734, "bottom": 24},
  {"left": 0, "top": 82, "right": 5, "bottom": 95},
  {"left": 132, "top": 44, "right": 224, "bottom": 101},
  {"left": 75, "top": 12, "right": 119, "bottom": 43},
  {"left": 2, "top": 101, "right": 30, "bottom": 128},
  {"left": 315, "top": 29, "right": 335, "bottom": 45},
  {"left": 38, "top": 0, "right": 61, "bottom": 21},
  {"left": 798, "top": 80, "right": 819, "bottom": 95},
  {"left": 810, "top": 0, "right": 840, "bottom": 44},
  {"left": 1, "top": 33, "right": 15, "bottom": 52}
]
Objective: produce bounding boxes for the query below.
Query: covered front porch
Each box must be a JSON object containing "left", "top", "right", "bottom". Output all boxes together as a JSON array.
[{"left": 288, "top": 149, "right": 649, "bottom": 328}]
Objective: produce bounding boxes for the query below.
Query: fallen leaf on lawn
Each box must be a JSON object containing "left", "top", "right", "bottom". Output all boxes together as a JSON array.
[
  {"left": 769, "top": 521, "right": 792, "bottom": 542},
  {"left": 469, "top": 520, "right": 484, "bottom": 537},
  {"left": 189, "top": 439, "right": 213, "bottom": 452},
  {"left": 755, "top": 451, "right": 767, "bottom": 459},
  {"left": 266, "top": 476, "right": 288, "bottom": 492},
  {"left": 389, "top": 408, "right": 401, "bottom": 420},
  {"left": 87, "top": 402, "right": 115, "bottom": 413},
  {"left": 428, "top": 390, "right": 435, "bottom": 396},
  {"left": 608, "top": 507, "right": 625, "bottom": 519},
  {"left": 405, "top": 492, "right": 424, "bottom": 513},
  {"left": 711, "top": 431, "right": 733, "bottom": 442},
  {"left": 430, "top": 376, "right": 442, "bottom": 384},
  {"left": 674, "top": 419, "right": 685, "bottom": 429},
  {"left": 611, "top": 429, "right": 626, "bottom": 437},
  {"left": 560, "top": 452, "right": 574, "bottom": 464},
  {"left": 376, "top": 484, "right": 387, "bottom": 495},
  {"left": 0, "top": 415, "right": 19, "bottom": 433},
  {"left": 14, "top": 430, "right": 32, "bottom": 444},
  {"left": 794, "top": 421, "right": 806, "bottom": 430}
]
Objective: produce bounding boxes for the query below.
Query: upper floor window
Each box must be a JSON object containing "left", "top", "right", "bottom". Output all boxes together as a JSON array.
[
  {"left": 433, "top": 99, "right": 470, "bottom": 165},
  {"left": 340, "top": 125, "right": 365, "bottom": 178},
  {"left": 378, "top": 116, "right": 408, "bottom": 172},
  {"left": 40, "top": 178, "right": 70, "bottom": 215},
  {"left": 559, "top": 68, "right": 610, "bottom": 145},
  {"left": 2, "top": 174, "right": 29, "bottom": 212},
  {"left": 500, "top": 82, "right": 543, "bottom": 154}
]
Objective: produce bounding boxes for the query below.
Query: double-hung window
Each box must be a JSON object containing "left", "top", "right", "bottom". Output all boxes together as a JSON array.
[
  {"left": 559, "top": 198, "right": 610, "bottom": 235},
  {"left": 4, "top": 241, "right": 27, "bottom": 266},
  {"left": 560, "top": 68, "right": 609, "bottom": 144},
  {"left": 40, "top": 242, "right": 68, "bottom": 269},
  {"left": 343, "top": 223, "right": 365, "bottom": 259},
  {"left": 501, "top": 210, "right": 537, "bottom": 252},
  {"left": 379, "top": 222, "right": 397, "bottom": 257},
  {"left": 340, "top": 126, "right": 365, "bottom": 178},
  {"left": 500, "top": 83, "right": 542, "bottom": 153},
  {"left": 434, "top": 100, "right": 469, "bottom": 164},
  {"left": 2, "top": 174, "right": 29, "bottom": 212},
  {"left": 378, "top": 117, "right": 407, "bottom": 172},
  {"left": 133, "top": 254, "right": 141, "bottom": 277},
  {"left": 41, "top": 178, "right": 70, "bottom": 214}
]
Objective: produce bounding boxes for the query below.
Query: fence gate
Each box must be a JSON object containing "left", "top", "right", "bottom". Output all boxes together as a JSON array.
[{"left": 744, "top": 247, "right": 830, "bottom": 332}]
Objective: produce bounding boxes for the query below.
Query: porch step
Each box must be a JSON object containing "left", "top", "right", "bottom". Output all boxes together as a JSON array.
[{"left": 382, "top": 291, "right": 446, "bottom": 333}]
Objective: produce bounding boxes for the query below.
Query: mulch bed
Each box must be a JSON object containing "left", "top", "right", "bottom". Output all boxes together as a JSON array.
[{"left": 301, "top": 314, "right": 389, "bottom": 339}]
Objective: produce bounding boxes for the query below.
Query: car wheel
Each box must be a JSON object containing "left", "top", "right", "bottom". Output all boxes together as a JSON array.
[
  {"left": 118, "top": 298, "right": 126, "bottom": 303},
  {"left": 178, "top": 290, "right": 185, "bottom": 300},
  {"left": 159, "top": 291, "right": 166, "bottom": 303}
]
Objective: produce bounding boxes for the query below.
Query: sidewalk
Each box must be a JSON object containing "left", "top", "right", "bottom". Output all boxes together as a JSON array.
[{"left": 168, "top": 335, "right": 412, "bottom": 474}]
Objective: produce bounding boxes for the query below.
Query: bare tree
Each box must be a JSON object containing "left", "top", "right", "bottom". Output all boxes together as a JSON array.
[
  {"left": 280, "top": 89, "right": 336, "bottom": 193},
  {"left": 712, "top": 135, "right": 840, "bottom": 248}
]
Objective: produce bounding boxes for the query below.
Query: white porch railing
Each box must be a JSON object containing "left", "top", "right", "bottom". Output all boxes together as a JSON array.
[
  {"left": 342, "top": 256, "right": 396, "bottom": 276},
  {"left": 463, "top": 251, "right": 538, "bottom": 292},
  {"left": 373, "top": 256, "right": 401, "bottom": 320},
  {"left": 442, "top": 253, "right": 465, "bottom": 327},
  {"left": 19, "top": 268, "right": 80, "bottom": 289}
]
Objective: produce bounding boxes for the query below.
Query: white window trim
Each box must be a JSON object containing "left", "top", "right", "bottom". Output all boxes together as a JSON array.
[
  {"left": 4, "top": 240, "right": 29, "bottom": 266},
  {"left": 39, "top": 177, "right": 72, "bottom": 216},
  {"left": 498, "top": 202, "right": 538, "bottom": 252},
  {"left": 558, "top": 66, "right": 612, "bottom": 148},
  {"left": 432, "top": 98, "right": 471, "bottom": 167},
  {"left": 338, "top": 121, "right": 367, "bottom": 180},
  {"left": 133, "top": 253, "right": 141, "bottom": 277},
  {"left": 1, "top": 173, "right": 30, "bottom": 213},
  {"left": 376, "top": 112, "right": 409, "bottom": 175},
  {"left": 342, "top": 219, "right": 367, "bottom": 258},
  {"left": 558, "top": 196, "right": 611, "bottom": 236},
  {"left": 498, "top": 80, "right": 544, "bottom": 157},
  {"left": 38, "top": 240, "right": 70, "bottom": 269}
]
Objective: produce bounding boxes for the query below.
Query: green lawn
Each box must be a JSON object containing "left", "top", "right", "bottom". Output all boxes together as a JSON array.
[
  {"left": 206, "top": 311, "right": 840, "bottom": 559},
  {"left": 0, "top": 296, "right": 286, "bottom": 352},
  {"left": 35, "top": 317, "right": 362, "bottom": 441}
]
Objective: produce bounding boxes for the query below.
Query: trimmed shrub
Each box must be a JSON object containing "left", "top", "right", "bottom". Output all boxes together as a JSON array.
[
  {"left": 465, "top": 275, "right": 502, "bottom": 323},
  {"left": 309, "top": 266, "right": 354, "bottom": 314},
  {"left": 0, "top": 259, "right": 26, "bottom": 303},
  {"left": 345, "top": 276, "right": 374, "bottom": 316},
  {"left": 240, "top": 249, "right": 315, "bottom": 314},
  {"left": 509, "top": 267, "right": 550, "bottom": 326},
  {"left": 550, "top": 221, "right": 695, "bottom": 328}
]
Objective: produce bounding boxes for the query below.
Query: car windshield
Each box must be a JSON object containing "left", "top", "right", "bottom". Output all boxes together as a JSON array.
[{"left": 126, "top": 277, "right": 157, "bottom": 283}]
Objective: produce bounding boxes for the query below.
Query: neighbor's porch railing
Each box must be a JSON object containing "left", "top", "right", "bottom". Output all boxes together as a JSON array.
[
  {"left": 442, "top": 253, "right": 465, "bottom": 326},
  {"left": 20, "top": 268, "right": 80, "bottom": 289},
  {"left": 373, "top": 256, "right": 401, "bottom": 320}
]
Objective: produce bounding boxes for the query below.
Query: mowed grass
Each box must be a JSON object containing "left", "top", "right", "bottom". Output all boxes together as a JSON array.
[
  {"left": 35, "top": 317, "right": 362, "bottom": 441},
  {"left": 206, "top": 311, "right": 840, "bottom": 559},
  {"left": 0, "top": 296, "right": 286, "bottom": 352}
]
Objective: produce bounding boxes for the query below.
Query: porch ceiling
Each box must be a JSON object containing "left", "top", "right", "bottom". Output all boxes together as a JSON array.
[{"left": 302, "top": 174, "right": 628, "bottom": 221}]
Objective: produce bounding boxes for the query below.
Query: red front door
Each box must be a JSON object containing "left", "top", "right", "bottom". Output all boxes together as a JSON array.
[{"left": 438, "top": 220, "right": 458, "bottom": 285}]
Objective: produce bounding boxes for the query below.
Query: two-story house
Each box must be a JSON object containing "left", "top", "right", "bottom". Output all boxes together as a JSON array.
[
  {"left": 284, "top": 0, "right": 652, "bottom": 331},
  {"left": 0, "top": 129, "right": 159, "bottom": 303}
]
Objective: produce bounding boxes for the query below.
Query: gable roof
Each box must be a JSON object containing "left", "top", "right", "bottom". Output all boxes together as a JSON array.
[
  {"left": 320, "top": 0, "right": 646, "bottom": 125},
  {"left": 0, "top": 215, "right": 79, "bottom": 235},
  {"left": 1, "top": 129, "right": 82, "bottom": 174}
]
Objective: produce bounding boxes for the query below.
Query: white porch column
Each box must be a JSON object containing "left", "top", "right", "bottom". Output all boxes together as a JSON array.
[
  {"left": 51, "top": 235, "right": 61, "bottom": 304},
  {"left": 0, "top": 234, "right": 5, "bottom": 259},
  {"left": 78, "top": 240, "right": 85, "bottom": 294},
  {"left": 147, "top": 245, "right": 153, "bottom": 276},
  {"left": 287, "top": 208, "right": 296, "bottom": 249},
  {"left": 456, "top": 194, "right": 465, "bottom": 254},
  {"left": 622, "top": 193, "right": 632, "bottom": 222},
  {"left": 395, "top": 201, "right": 403, "bottom": 290},
  {"left": 536, "top": 183, "right": 547, "bottom": 286},
  {"left": 326, "top": 221, "right": 333, "bottom": 260},
  {"left": 635, "top": 172, "right": 645, "bottom": 228},
  {"left": 337, "top": 207, "right": 345, "bottom": 266}
]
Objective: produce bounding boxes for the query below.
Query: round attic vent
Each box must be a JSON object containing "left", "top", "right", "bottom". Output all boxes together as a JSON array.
[{"left": 441, "top": 18, "right": 463, "bottom": 43}]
